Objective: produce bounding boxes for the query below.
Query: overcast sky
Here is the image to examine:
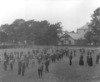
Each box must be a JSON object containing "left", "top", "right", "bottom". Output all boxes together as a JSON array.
[{"left": 0, "top": 0, "right": 100, "bottom": 31}]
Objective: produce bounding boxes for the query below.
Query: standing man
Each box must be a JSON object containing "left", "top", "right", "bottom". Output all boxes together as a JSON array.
[
  {"left": 79, "top": 54, "right": 84, "bottom": 66},
  {"left": 21, "top": 55, "right": 26, "bottom": 76},
  {"left": 89, "top": 54, "right": 93, "bottom": 66},
  {"left": 18, "top": 56, "right": 22, "bottom": 75},
  {"left": 4, "top": 51, "right": 9, "bottom": 71},
  {"left": 45, "top": 58, "right": 50, "bottom": 72},
  {"left": 69, "top": 53, "right": 73, "bottom": 65},
  {"left": 38, "top": 62, "right": 44, "bottom": 78},
  {"left": 9, "top": 55, "right": 15, "bottom": 71},
  {"left": 96, "top": 54, "right": 100, "bottom": 64}
]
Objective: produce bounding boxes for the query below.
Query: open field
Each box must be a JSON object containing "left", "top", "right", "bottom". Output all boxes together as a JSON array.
[{"left": 0, "top": 47, "right": 100, "bottom": 82}]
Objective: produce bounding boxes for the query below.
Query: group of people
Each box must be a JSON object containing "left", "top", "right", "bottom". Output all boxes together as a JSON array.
[
  {"left": 1, "top": 47, "right": 67, "bottom": 78},
  {"left": 1, "top": 47, "right": 100, "bottom": 78},
  {"left": 69, "top": 48, "right": 100, "bottom": 67}
]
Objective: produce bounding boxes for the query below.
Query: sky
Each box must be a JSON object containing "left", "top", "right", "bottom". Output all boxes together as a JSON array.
[{"left": 0, "top": 0, "right": 100, "bottom": 32}]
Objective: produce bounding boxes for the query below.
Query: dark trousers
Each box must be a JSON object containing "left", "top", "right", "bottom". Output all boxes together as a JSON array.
[{"left": 38, "top": 69, "right": 43, "bottom": 78}]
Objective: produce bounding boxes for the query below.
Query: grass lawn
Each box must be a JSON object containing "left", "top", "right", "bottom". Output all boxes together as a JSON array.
[{"left": 0, "top": 48, "right": 100, "bottom": 82}]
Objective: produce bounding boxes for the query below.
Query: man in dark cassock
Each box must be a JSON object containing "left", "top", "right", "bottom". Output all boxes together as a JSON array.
[
  {"left": 18, "top": 58, "right": 22, "bottom": 75},
  {"left": 89, "top": 54, "right": 93, "bottom": 66},
  {"left": 69, "top": 54, "right": 72, "bottom": 65},
  {"left": 87, "top": 54, "right": 93, "bottom": 66},
  {"left": 79, "top": 54, "right": 84, "bottom": 66},
  {"left": 22, "top": 59, "right": 26, "bottom": 76}
]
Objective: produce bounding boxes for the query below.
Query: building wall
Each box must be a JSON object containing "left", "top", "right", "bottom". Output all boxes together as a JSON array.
[
  {"left": 77, "top": 29, "right": 89, "bottom": 35},
  {"left": 76, "top": 24, "right": 91, "bottom": 39},
  {"left": 59, "top": 37, "right": 75, "bottom": 45},
  {"left": 60, "top": 24, "right": 90, "bottom": 45},
  {"left": 68, "top": 38, "right": 75, "bottom": 45}
]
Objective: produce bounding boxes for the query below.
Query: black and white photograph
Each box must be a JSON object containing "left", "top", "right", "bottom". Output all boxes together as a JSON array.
[{"left": 0, "top": 0, "right": 100, "bottom": 82}]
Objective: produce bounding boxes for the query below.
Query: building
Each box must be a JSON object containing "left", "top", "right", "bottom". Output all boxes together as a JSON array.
[
  {"left": 58, "top": 33, "right": 75, "bottom": 45},
  {"left": 76, "top": 23, "right": 91, "bottom": 39},
  {"left": 59, "top": 23, "right": 90, "bottom": 45},
  {"left": 67, "top": 23, "right": 90, "bottom": 40}
]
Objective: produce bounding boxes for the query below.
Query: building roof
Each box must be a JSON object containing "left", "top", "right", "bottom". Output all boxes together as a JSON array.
[
  {"left": 60, "top": 32, "right": 82, "bottom": 40},
  {"left": 67, "top": 33, "right": 82, "bottom": 40},
  {"left": 60, "top": 33, "right": 70, "bottom": 39},
  {"left": 63, "top": 23, "right": 90, "bottom": 40},
  {"left": 78, "top": 24, "right": 89, "bottom": 30}
]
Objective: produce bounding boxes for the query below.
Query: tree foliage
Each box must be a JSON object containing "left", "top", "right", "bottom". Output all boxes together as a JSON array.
[
  {"left": 84, "top": 7, "right": 100, "bottom": 45},
  {"left": 0, "top": 19, "right": 63, "bottom": 45},
  {"left": 84, "top": 31, "right": 93, "bottom": 44},
  {"left": 0, "top": 31, "right": 8, "bottom": 43}
]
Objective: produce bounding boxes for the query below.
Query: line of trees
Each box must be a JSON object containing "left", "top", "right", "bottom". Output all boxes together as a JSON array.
[{"left": 0, "top": 19, "right": 63, "bottom": 45}]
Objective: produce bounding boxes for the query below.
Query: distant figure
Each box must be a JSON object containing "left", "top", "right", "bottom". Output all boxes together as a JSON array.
[
  {"left": 65, "top": 49, "right": 69, "bottom": 57},
  {"left": 9, "top": 56, "right": 15, "bottom": 71},
  {"left": 4, "top": 58, "right": 8, "bottom": 71},
  {"left": 89, "top": 54, "right": 93, "bottom": 66},
  {"left": 25, "top": 55, "right": 29, "bottom": 68},
  {"left": 80, "top": 49, "right": 82, "bottom": 53},
  {"left": 79, "top": 54, "right": 84, "bottom": 66},
  {"left": 87, "top": 54, "right": 93, "bottom": 66},
  {"left": 38, "top": 62, "right": 44, "bottom": 78},
  {"left": 45, "top": 59, "right": 50, "bottom": 72},
  {"left": 96, "top": 54, "right": 100, "bottom": 64},
  {"left": 74, "top": 50, "right": 76, "bottom": 56},
  {"left": 82, "top": 48, "right": 85, "bottom": 54},
  {"left": 3, "top": 52, "right": 9, "bottom": 71},
  {"left": 18, "top": 57, "right": 22, "bottom": 75},
  {"left": 0, "top": 55, "right": 2, "bottom": 64},
  {"left": 69, "top": 54, "right": 72, "bottom": 65},
  {"left": 21, "top": 55, "right": 26, "bottom": 76},
  {"left": 31, "top": 58, "right": 36, "bottom": 67},
  {"left": 18, "top": 55, "right": 26, "bottom": 76},
  {"left": 87, "top": 54, "right": 89, "bottom": 66}
]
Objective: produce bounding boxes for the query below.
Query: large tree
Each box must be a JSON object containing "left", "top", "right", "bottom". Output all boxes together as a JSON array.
[
  {"left": 85, "top": 7, "right": 100, "bottom": 45},
  {"left": 44, "top": 22, "right": 62, "bottom": 45},
  {"left": 84, "top": 31, "right": 93, "bottom": 45}
]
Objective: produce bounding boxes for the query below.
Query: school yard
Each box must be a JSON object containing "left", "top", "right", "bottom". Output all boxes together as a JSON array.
[{"left": 0, "top": 47, "right": 100, "bottom": 82}]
